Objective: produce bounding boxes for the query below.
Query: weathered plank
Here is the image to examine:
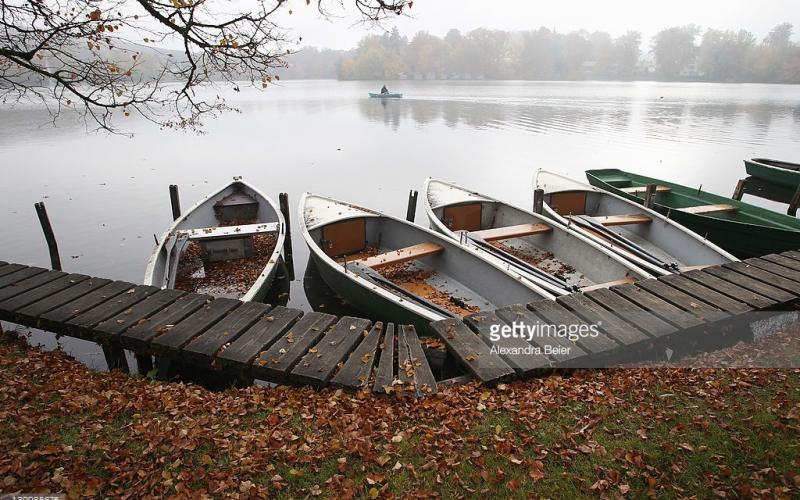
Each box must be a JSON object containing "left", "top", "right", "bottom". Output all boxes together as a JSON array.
[
  {"left": 556, "top": 293, "right": 649, "bottom": 347},
  {"left": 464, "top": 311, "right": 551, "bottom": 375},
  {"left": 680, "top": 204, "right": 737, "bottom": 215},
  {"left": 373, "top": 324, "right": 396, "bottom": 394},
  {"left": 182, "top": 302, "right": 272, "bottom": 364},
  {"left": 760, "top": 253, "right": 800, "bottom": 273},
  {"left": 90, "top": 288, "right": 184, "bottom": 337},
  {"left": 681, "top": 269, "right": 775, "bottom": 309},
  {"left": 723, "top": 261, "right": 800, "bottom": 295},
  {"left": 291, "top": 317, "right": 372, "bottom": 387},
  {"left": 357, "top": 243, "right": 444, "bottom": 269},
  {"left": 220, "top": 306, "right": 303, "bottom": 369},
  {"left": 0, "top": 267, "right": 48, "bottom": 289},
  {"left": 396, "top": 325, "right": 438, "bottom": 397},
  {"left": 0, "top": 270, "right": 66, "bottom": 303},
  {"left": 0, "top": 274, "right": 90, "bottom": 314},
  {"left": 780, "top": 250, "right": 800, "bottom": 262},
  {"left": 584, "top": 288, "right": 676, "bottom": 338},
  {"left": 0, "top": 264, "right": 26, "bottom": 279},
  {"left": 702, "top": 266, "right": 794, "bottom": 303},
  {"left": 527, "top": 299, "right": 619, "bottom": 354},
  {"left": 150, "top": 298, "right": 241, "bottom": 351},
  {"left": 249, "top": 311, "right": 337, "bottom": 381},
  {"left": 40, "top": 282, "right": 142, "bottom": 325},
  {"left": 611, "top": 284, "right": 704, "bottom": 329},
  {"left": 430, "top": 318, "right": 516, "bottom": 382},
  {"left": 471, "top": 223, "right": 552, "bottom": 241},
  {"left": 331, "top": 322, "right": 384, "bottom": 390},
  {"left": 119, "top": 294, "right": 212, "bottom": 349},
  {"left": 744, "top": 257, "right": 800, "bottom": 285},
  {"left": 636, "top": 279, "right": 729, "bottom": 322},
  {"left": 658, "top": 274, "right": 752, "bottom": 314},
  {"left": 496, "top": 304, "right": 588, "bottom": 365}
]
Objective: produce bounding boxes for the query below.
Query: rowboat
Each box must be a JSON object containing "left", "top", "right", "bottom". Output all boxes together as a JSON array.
[
  {"left": 368, "top": 92, "right": 403, "bottom": 99},
  {"left": 535, "top": 171, "right": 737, "bottom": 275},
  {"left": 299, "top": 193, "right": 556, "bottom": 333},
  {"left": 744, "top": 158, "right": 800, "bottom": 188},
  {"left": 423, "top": 178, "right": 652, "bottom": 295},
  {"left": 144, "top": 178, "right": 285, "bottom": 302},
  {"left": 585, "top": 168, "right": 800, "bottom": 258}
]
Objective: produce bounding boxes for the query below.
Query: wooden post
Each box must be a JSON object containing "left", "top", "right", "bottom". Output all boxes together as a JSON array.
[
  {"left": 788, "top": 185, "right": 800, "bottom": 217},
  {"left": 135, "top": 353, "right": 153, "bottom": 375},
  {"left": 279, "top": 192, "right": 295, "bottom": 281},
  {"left": 406, "top": 190, "right": 418, "bottom": 222},
  {"left": 731, "top": 179, "right": 746, "bottom": 201},
  {"left": 34, "top": 202, "right": 62, "bottom": 271},
  {"left": 533, "top": 189, "right": 544, "bottom": 214},
  {"left": 644, "top": 184, "right": 657, "bottom": 209},
  {"left": 169, "top": 184, "right": 181, "bottom": 220},
  {"left": 102, "top": 343, "right": 130, "bottom": 373}
]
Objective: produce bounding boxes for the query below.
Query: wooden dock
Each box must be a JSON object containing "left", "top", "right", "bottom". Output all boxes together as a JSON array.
[{"left": 1, "top": 251, "right": 800, "bottom": 394}]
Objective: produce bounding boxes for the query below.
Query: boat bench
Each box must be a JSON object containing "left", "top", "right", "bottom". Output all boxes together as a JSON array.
[
  {"left": 592, "top": 214, "right": 652, "bottom": 226},
  {"left": 356, "top": 242, "right": 444, "bottom": 269},
  {"left": 177, "top": 222, "right": 279, "bottom": 241},
  {"left": 679, "top": 204, "right": 737, "bottom": 215},
  {"left": 470, "top": 223, "right": 552, "bottom": 242},
  {"left": 580, "top": 277, "right": 636, "bottom": 292},
  {"left": 620, "top": 185, "right": 671, "bottom": 194}
]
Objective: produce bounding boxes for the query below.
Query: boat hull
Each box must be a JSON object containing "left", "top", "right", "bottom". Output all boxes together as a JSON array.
[
  {"left": 745, "top": 158, "right": 800, "bottom": 188},
  {"left": 368, "top": 92, "right": 403, "bottom": 98}
]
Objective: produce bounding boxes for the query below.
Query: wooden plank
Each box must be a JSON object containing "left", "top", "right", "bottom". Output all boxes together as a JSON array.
[
  {"left": 179, "top": 222, "right": 279, "bottom": 241},
  {"left": 636, "top": 279, "right": 729, "bottom": 322},
  {"left": 249, "top": 312, "right": 337, "bottom": 381},
  {"left": 0, "top": 264, "right": 26, "bottom": 278},
  {"left": 760, "top": 253, "right": 800, "bottom": 273},
  {"left": 681, "top": 269, "right": 775, "bottom": 309},
  {"left": 584, "top": 288, "right": 676, "bottom": 338},
  {"left": 0, "top": 261, "right": 7, "bottom": 269},
  {"left": 496, "top": 304, "right": 588, "bottom": 365},
  {"left": 0, "top": 274, "right": 88, "bottom": 313},
  {"left": 471, "top": 223, "right": 552, "bottom": 241},
  {"left": 659, "top": 274, "right": 752, "bottom": 314},
  {"left": 331, "top": 322, "right": 384, "bottom": 390},
  {"left": 612, "top": 284, "right": 704, "bottom": 329},
  {"left": 220, "top": 306, "right": 303, "bottom": 369},
  {"left": 39, "top": 282, "right": 142, "bottom": 324},
  {"left": 580, "top": 277, "right": 636, "bottom": 292},
  {"left": 119, "top": 294, "right": 212, "bottom": 349},
  {"left": 373, "top": 324, "right": 396, "bottom": 394},
  {"left": 0, "top": 267, "right": 47, "bottom": 289},
  {"left": 745, "top": 257, "right": 800, "bottom": 285},
  {"left": 0, "top": 270, "right": 66, "bottom": 303},
  {"left": 702, "top": 266, "right": 794, "bottom": 303},
  {"left": 150, "top": 298, "right": 241, "bottom": 351},
  {"left": 527, "top": 299, "right": 619, "bottom": 354},
  {"left": 781, "top": 250, "right": 800, "bottom": 262},
  {"left": 620, "top": 185, "right": 671, "bottom": 194},
  {"left": 356, "top": 242, "right": 444, "bottom": 269},
  {"left": 557, "top": 293, "right": 650, "bottom": 346},
  {"left": 182, "top": 302, "right": 272, "bottom": 364},
  {"left": 723, "top": 261, "right": 800, "bottom": 295},
  {"left": 679, "top": 204, "right": 737, "bottom": 215},
  {"left": 16, "top": 278, "right": 114, "bottom": 320},
  {"left": 464, "top": 312, "right": 551, "bottom": 375},
  {"left": 396, "top": 325, "right": 438, "bottom": 397},
  {"left": 291, "top": 317, "right": 373, "bottom": 387},
  {"left": 594, "top": 214, "right": 652, "bottom": 226},
  {"left": 90, "top": 288, "right": 184, "bottom": 336},
  {"left": 430, "top": 318, "right": 516, "bottom": 382}
]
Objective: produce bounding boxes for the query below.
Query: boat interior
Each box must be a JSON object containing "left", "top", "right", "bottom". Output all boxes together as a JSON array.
[
  {"left": 544, "top": 189, "right": 730, "bottom": 268},
  {"left": 430, "top": 200, "right": 641, "bottom": 289},
  {"left": 752, "top": 158, "right": 800, "bottom": 171},
  {"left": 308, "top": 215, "right": 543, "bottom": 317}
]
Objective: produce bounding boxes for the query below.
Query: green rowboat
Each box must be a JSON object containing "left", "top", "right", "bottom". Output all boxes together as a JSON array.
[
  {"left": 585, "top": 168, "right": 800, "bottom": 258},
  {"left": 744, "top": 158, "right": 800, "bottom": 189}
]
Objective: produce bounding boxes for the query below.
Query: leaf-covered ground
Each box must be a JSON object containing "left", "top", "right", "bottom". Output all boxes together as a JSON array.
[{"left": 1, "top": 331, "right": 798, "bottom": 499}]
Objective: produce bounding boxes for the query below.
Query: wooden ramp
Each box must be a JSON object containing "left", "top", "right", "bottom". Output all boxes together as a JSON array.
[{"left": 0, "top": 261, "right": 436, "bottom": 398}]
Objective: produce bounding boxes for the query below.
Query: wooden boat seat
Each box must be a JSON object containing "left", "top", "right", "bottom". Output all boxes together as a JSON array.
[
  {"left": 470, "top": 223, "right": 552, "bottom": 241},
  {"left": 178, "top": 222, "right": 279, "bottom": 241},
  {"left": 580, "top": 277, "right": 637, "bottom": 292},
  {"left": 679, "top": 204, "right": 737, "bottom": 215},
  {"left": 593, "top": 214, "right": 652, "bottom": 226},
  {"left": 620, "top": 185, "right": 671, "bottom": 194},
  {"left": 355, "top": 242, "right": 444, "bottom": 269}
]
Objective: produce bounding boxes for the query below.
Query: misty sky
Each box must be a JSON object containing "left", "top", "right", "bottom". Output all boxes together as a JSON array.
[{"left": 273, "top": 0, "right": 800, "bottom": 50}]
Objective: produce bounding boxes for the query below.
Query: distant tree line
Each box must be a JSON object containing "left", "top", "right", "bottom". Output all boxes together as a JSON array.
[{"left": 285, "top": 24, "right": 800, "bottom": 83}]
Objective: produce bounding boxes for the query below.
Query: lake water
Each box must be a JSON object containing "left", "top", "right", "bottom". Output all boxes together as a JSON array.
[{"left": 2, "top": 80, "right": 799, "bottom": 369}]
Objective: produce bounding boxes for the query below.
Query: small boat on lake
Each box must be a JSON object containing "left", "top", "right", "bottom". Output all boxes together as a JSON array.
[
  {"left": 423, "top": 178, "right": 652, "bottom": 295},
  {"left": 299, "top": 193, "right": 556, "bottom": 333},
  {"left": 585, "top": 168, "right": 800, "bottom": 258},
  {"left": 368, "top": 92, "right": 403, "bottom": 99},
  {"left": 144, "top": 178, "right": 285, "bottom": 301},
  {"left": 744, "top": 158, "right": 800, "bottom": 189},
  {"left": 536, "top": 170, "right": 737, "bottom": 275}
]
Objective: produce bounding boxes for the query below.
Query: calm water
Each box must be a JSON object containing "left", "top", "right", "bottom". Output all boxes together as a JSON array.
[{"left": 2, "top": 80, "right": 799, "bottom": 369}]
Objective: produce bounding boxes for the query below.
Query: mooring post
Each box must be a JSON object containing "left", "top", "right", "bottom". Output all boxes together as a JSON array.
[
  {"left": 34, "top": 202, "right": 62, "bottom": 271},
  {"left": 278, "top": 192, "right": 295, "bottom": 281},
  {"left": 406, "top": 190, "right": 418, "bottom": 222},
  {"left": 731, "top": 179, "right": 746, "bottom": 201},
  {"left": 533, "top": 188, "right": 544, "bottom": 214},
  {"left": 102, "top": 343, "right": 130, "bottom": 374},
  {"left": 644, "top": 183, "right": 657, "bottom": 209},
  {"left": 788, "top": 185, "right": 800, "bottom": 217},
  {"left": 169, "top": 184, "right": 181, "bottom": 221}
]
